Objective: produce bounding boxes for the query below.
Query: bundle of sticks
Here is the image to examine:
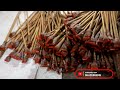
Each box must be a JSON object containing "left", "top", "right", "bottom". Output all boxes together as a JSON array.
[
  {"left": 1, "top": 11, "right": 120, "bottom": 77},
  {"left": 37, "top": 11, "right": 120, "bottom": 76},
  {"left": 63, "top": 11, "right": 120, "bottom": 74},
  {"left": 0, "top": 11, "right": 63, "bottom": 64}
]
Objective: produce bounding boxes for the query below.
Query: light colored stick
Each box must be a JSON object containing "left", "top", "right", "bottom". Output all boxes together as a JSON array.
[
  {"left": 4, "top": 11, "right": 21, "bottom": 42},
  {"left": 30, "top": 27, "right": 39, "bottom": 51},
  {"left": 18, "top": 16, "right": 27, "bottom": 49},
  {"left": 25, "top": 11, "right": 30, "bottom": 42}
]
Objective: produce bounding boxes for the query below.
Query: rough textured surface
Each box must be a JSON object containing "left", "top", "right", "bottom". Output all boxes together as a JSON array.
[
  {"left": 0, "top": 11, "right": 62, "bottom": 79},
  {"left": 63, "top": 72, "right": 76, "bottom": 79}
]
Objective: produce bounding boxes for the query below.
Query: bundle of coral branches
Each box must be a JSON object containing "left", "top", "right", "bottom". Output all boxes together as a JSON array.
[{"left": 1, "top": 11, "right": 120, "bottom": 78}]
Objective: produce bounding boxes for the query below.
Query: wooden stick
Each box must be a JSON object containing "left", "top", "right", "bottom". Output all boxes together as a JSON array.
[
  {"left": 4, "top": 11, "right": 21, "bottom": 42},
  {"left": 25, "top": 11, "right": 30, "bottom": 42},
  {"left": 109, "top": 12, "right": 114, "bottom": 38},
  {"left": 101, "top": 11, "right": 107, "bottom": 39},
  {"left": 18, "top": 16, "right": 27, "bottom": 49},
  {"left": 112, "top": 11, "right": 119, "bottom": 39},
  {"left": 30, "top": 27, "right": 39, "bottom": 51},
  {"left": 9, "top": 12, "right": 39, "bottom": 39},
  {"left": 89, "top": 11, "right": 98, "bottom": 30}
]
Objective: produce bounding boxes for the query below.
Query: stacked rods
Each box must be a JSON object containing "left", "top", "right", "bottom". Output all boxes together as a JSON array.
[
  {"left": 38, "top": 11, "right": 120, "bottom": 76},
  {"left": 0, "top": 11, "right": 64, "bottom": 64},
  {"left": 1, "top": 11, "right": 120, "bottom": 78}
]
